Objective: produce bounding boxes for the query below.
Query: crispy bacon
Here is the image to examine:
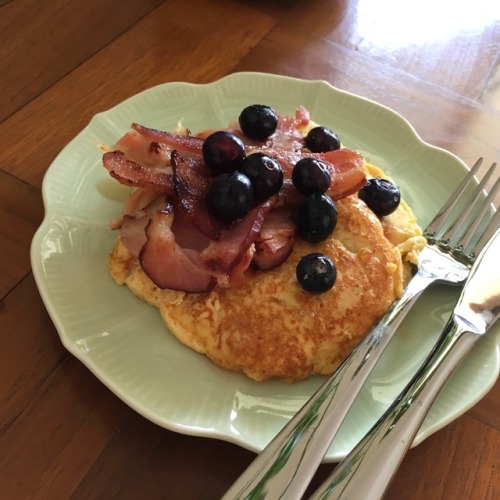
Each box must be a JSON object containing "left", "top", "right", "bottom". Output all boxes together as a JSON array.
[
  {"left": 121, "top": 188, "right": 164, "bottom": 219},
  {"left": 103, "top": 151, "right": 175, "bottom": 194},
  {"left": 105, "top": 107, "right": 368, "bottom": 292},
  {"left": 132, "top": 123, "right": 204, "bottom": 156},
  {"left": 140, "top": 202, "right": 265, "bottom": 291},
  {"left": 171, "top": 203, "right": 213, "bottom": 252},
  {"left": 218, "top": 105, "right": 311, "bottom": 152},
  {"left": 110, "top": 129, "right": 172, "bottom": 168},
  {"left": 120, "top": 215, "right": 150, "bottom": 257},
  {"left": 271, "top": 105, "right": 310, "bottom": 151},
  {"left": 110, "top": 188, "right": 164, "bottom": 230},
  {"left": 319, "top": 148, "right": 367, "bottom": 199},
  {"left": 170, "top": 150, "right": 222, "bottom": 240},
  {"left": 104, "top": 124, "right": 205, "bottom": 194},
  {"left": 269, "top": 147, "right": 366, "bottom": 200}
]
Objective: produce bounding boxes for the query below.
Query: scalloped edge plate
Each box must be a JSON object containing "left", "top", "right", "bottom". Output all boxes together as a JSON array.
[{"left": 31, "top": 72, "right": 499, "bottom": 462}]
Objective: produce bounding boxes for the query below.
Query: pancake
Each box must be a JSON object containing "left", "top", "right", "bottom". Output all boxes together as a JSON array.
[{"left": 109, "top": 172, "right": 425, "bottom": 382}]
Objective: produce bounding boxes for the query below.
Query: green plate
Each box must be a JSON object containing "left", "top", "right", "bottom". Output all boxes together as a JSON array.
[{"left": 31, "top": 72, "right": 499, "bottom": 462}]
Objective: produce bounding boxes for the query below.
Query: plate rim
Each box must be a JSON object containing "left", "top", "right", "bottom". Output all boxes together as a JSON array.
[{"left": 30, "top": 71, "right": 499, "bottom": 462}]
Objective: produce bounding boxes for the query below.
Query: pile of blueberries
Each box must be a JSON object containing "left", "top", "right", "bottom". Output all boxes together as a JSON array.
[{"left": 202, "top": 104, "right": 400, "bottom": 293}]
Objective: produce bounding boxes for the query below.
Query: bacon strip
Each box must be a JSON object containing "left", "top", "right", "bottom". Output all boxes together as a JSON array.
[
  {"left": 103, "top": 124, "right": 205, "bottom": 194},
  {"left": 200, "top": 204, "right": 267, "bottom": 277},
  {"left": 171, "top": 150, "right": 222, "bottom": 240},
  {"left": 132, "top": 123, "right": 204, "bottom": 156},
  {"left": 252, "top": 207, "right": 296, "bottom": 271},
  {"left": 269, "top": 147, "right": 366, "bottom": 200},
  {"left": 104, "top": 111, "right": 368, "bottom": 292},
  {"left": 103, "top": 151, "right": 175, "bottom": 194},
  {"left": 319, "top": 148, "right": 367, "bottom": 199},
  {"left": 140, "top": 207, "right": 217, "bottom": 293},
  {"left": 119, "top": 195, "right": 169, "bottom": 257}
]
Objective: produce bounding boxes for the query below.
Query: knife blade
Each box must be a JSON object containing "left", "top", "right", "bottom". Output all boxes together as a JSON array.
[{"left": 310, "top": 228, "right": 500, "bottom": 500}]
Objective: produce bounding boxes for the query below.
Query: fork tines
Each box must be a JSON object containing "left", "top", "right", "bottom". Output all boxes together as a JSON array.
[{"left": 425, "top": 159, "right": 499, "bottom": 263}]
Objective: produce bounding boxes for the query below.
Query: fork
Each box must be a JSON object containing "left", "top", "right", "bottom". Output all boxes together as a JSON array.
[{"left": 223, "top": 158, "right": 499, "bottom": 500}]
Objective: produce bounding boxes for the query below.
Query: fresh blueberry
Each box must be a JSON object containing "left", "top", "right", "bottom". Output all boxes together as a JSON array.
[
  {"left": 206, "top": 172, "right": 253, "bottom": 223},
  {"left": 202, "top": 131, "right": 246, "bottom": 174},
  {"left": 292, "top": 157, "right": 331, "bottom": 195},
  {"left": 239, "top": 104, "right": 279, "bottom": 141},
  {"left": 358, "top": 177, "right": 401, "bottom": 216},
  {"left": 239, "top": 153, "right": 283, "bottom": 199},
  {"left": 305, "top": 126, "right": 341, "bottom": 153},
  {"left": 295, "top": 193, "right": 338, "bottom": 243},
  {"left": 296, "top": 253, "right": 337, "bottom": 293}
]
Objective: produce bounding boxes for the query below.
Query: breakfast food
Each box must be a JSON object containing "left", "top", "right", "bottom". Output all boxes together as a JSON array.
[{"left": 103, "top": 105, "right": 426, "bottom": 382}]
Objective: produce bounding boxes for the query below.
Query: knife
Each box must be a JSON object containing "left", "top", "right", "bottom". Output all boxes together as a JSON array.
[{"left": 309, "top": 227, "right": 500, "bottom": 500}]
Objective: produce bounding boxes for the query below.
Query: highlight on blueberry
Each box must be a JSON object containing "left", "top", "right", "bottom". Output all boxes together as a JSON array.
[
  {"left": 202, "top": 131, "right": 246, "bottom": 174},
  {"left": 358, "top": 177, "right": 401, "bottom": 217},
  {"left": 296, "top": 253, "right": 337, "bottom": 293}
]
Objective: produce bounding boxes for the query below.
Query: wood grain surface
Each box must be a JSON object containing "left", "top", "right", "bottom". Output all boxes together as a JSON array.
[{"left": 1, "top": 1, "right": 498, "bottom": 499}]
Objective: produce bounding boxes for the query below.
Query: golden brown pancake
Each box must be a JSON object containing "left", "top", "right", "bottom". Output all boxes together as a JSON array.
[{"left": 109, "top": 172, "right": 425, "bottom": 382}]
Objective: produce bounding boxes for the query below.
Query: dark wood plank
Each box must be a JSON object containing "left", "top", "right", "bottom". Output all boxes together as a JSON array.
[
  {"left": 300, "top": 415, "right": 500, "bottom": 500},
  {"left": 71, "top": 415, "right": 255, "bottom": 500},
  {"left": 0, "top": 275, "right": 65, "bottom": 432},
  {"left": 0, "top": 0, "right": 165, "bottom": 121},
  {"left": 0, "top": 0, "right": 275, "bottom": 188},
  {"left": 0, "top": 171, "right": 44, "bottom": 297},
  {"left": 384, "top": 415, "right": 500, "bottom": 500},
  {"left": 236, "top": 0, "right": 302, "bottom": 17},
  {"left": 0, "top": 357, "right": 135, "bottom": 499},
  {"left": 0, "top": 278, "right": 135, "bottom": 498}
]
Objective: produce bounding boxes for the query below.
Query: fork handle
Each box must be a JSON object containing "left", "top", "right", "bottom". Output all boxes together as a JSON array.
[
  {"left": 223, "top": 274, "right": 434, "bottom": 500},
  {"left": 309, "top": 319, "right": 477, "bottom": 500}
]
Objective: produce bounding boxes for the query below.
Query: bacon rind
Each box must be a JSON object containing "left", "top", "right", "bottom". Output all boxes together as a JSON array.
[
  {"left": 132, "top": 123, "right": 204, "bottom": 155},
  {"left": 103, "top": 151, "right": 175, "bottom": 194}
]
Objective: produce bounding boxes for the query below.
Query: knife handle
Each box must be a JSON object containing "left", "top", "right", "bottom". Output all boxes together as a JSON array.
[
  {"left": 223, "top": 275, "right": 433, "bottom": 500},
  {"left": 309, "top": 317, "right": 478, "bottom": 500}
]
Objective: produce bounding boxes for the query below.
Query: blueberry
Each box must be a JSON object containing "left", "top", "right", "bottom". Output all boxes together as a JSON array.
[
  {"left": 239, "top": 153, "right": 283, "bottom": 199},
  {"left": 202, "top": 131, "right": 246, "bottom": 174},
  {"left": 206, "top": 172, "right": 253, "bottom": 223},
  {"left": 292, "top": 157, "right": 331, "bottom": 195},
  {"left": 239, "top": 104, "right": 279, "bottom": 141},
  {"left": 358, "top": 177, "right": 401, "bottom": 217},
  {"left": 296, "top": 253, "right": 337, "bottom": 293},
  {"left": 295, "top": 193, "right": 338, "bottom": 243},
  {"left": 305, "top": 126, "right": 341, "bottom": 153}
]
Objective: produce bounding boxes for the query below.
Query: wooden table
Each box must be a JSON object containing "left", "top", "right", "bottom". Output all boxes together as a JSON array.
[{"left": 1, "top": 1, "right": 499, "bottom": 498}]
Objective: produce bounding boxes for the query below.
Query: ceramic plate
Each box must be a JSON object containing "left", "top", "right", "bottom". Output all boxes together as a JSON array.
[{"left": 31, "top": 72, "right": 499, "bottom": 462}]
